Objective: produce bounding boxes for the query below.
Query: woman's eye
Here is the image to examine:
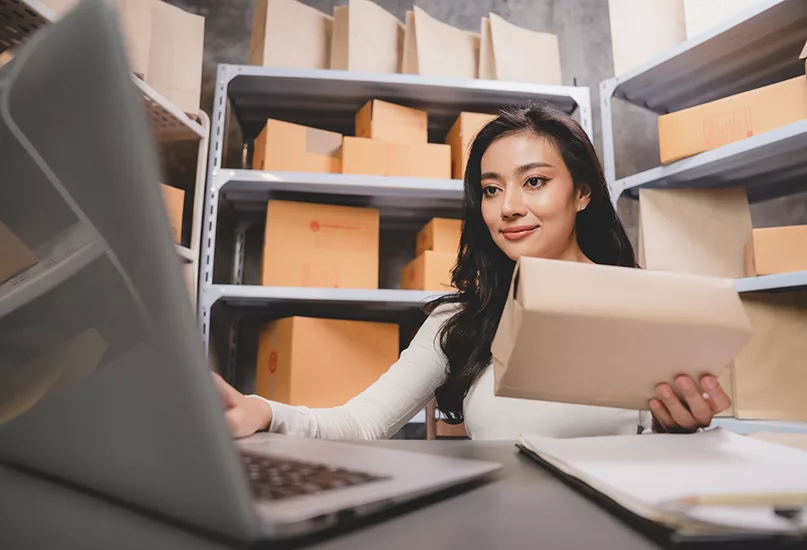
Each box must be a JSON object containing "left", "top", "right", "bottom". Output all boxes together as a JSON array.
[
  {"left": 483, "top": 185, "right": 500, "bottom": 197},
  {"left": 525, "top": 176, "right": 546, "bottom": 189}
]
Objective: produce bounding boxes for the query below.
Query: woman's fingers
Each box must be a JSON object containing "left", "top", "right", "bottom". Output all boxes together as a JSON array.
[
  {"left": 701, "top": 375, "right": 732, "bottom": 414},
  {"left": 655, "top": 383, "right": 698, "bottom": 431},
  {"left": 211, "top": 371, "right": 241, "bottom": 408},
  {"left": 649, "top": 398, "right": 674, "bottom": 431},
  {"left": 675, "top": 376, "right": 713, "bottom": 427}
]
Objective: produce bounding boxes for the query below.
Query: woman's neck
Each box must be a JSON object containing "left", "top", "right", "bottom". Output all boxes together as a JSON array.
[{"left": 555, "top": 234, "right": 593, "bottom": 264}]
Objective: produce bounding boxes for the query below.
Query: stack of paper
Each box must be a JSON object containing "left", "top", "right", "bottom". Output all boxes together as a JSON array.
[{"left": 519, "top": 429, "right": 807, "bottom": 540}]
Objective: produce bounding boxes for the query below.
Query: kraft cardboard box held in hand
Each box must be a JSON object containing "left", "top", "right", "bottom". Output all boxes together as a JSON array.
[
  {"left": 256, "top": 317, "right": 399, "bottom": 408},
  {"left": 491, "top": 258, "right": 752, "bottom": 410},
  {"left": 253, "top": 120, "right": 342, "bottom": 173},
  {"left": 261, "top": 200, "right": 379, "bottom": 288}
]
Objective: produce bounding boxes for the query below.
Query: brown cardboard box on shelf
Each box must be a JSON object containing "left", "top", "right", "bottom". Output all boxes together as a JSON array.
[
  {"left": 402, "top": 7, "right": 478, "bottom": 79},
  {"left": 251, "top": 0, "right": 332, "bottom": 70},
  {"left": 256, "top": 317, "right": 399, "bottom": 408},
  {"left": 401, "top": 251, "right": 455, "bottom": 291},
  {"left": 261, "top": 200, "right": 379, "bottom": 288},
  {"left": 445, "top": 112, "right": 497, "bottom": 180},
  {"left": 658, "top": 76, "right": 807, "bottom": 164},
  {"left": 0, "top": 221, "right": 37, "bottom": 284},
  {"left": 491, "top": 257, "right": 752, "bottom": 410},
  {"left": 253, "top": 120, "right": 342, "bottom": 173},
  {"left": 733, "top": 291, "right": 807, "bottom": 422},
  {"left": 159, "top": 184, "right": 184, "bottom": 244},
  {"left": 744, "top": 225, "right": 807, "bottom": 277},
  {"left": 416, "top": 218, "right": 462, "bottom": 257},
  {"left": 355, "top": 100, "right": 427, "bottom": 145},
  {"left": 146, "top": 0, "right": 205, "bottom": 115},
  {"left": 330, "top": 0, "right": 404, "bottom": 74},
  {"left": 342, "top": 137, "right": 451, "bottom": 179}
]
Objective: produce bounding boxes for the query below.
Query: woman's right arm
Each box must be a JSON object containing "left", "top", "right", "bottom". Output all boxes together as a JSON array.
[{"left": 212, "top": 305, "right": 456, "bottom": 440}]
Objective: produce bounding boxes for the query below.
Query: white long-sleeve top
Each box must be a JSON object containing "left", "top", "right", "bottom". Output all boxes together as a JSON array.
[{"left": 256, "top": 305, "right": 644, "bottom": 440}]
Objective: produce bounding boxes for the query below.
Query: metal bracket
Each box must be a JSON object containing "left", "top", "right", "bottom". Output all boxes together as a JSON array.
[
  {"left": 231, "top": 221, "right": 252, "bottom": 285},
  {"left": 569, "top": 87, "right": 594, "bottom": 141}
]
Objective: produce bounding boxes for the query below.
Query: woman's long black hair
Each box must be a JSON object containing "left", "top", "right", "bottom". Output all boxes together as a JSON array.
[{"left": 426, "top": 102, "right": 636, "bottom": 423}]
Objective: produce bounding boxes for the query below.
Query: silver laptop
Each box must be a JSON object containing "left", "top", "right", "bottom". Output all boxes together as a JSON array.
[{"left": 0, "top": 0, "right": 500, "bottom": 543}]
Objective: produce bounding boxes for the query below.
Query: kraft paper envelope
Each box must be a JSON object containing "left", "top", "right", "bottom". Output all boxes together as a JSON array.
[
  {"left": 733, "top": 291, "right": 807, "bottom": 422},
  {"left": 487, "top": 13, "right": 562, "bottom": 85},
  {"left": 403, "top": 7, "right": 478, "bottom": 78},
  {"left": 492, "top": 257, "right": 752, "bottom": 410},
  {"left": 331, "top": 0, "right": 404, "bottom": 73},
  {"left": 251, "top": 0, "right": 333, "bottom": 70},
  {"left": 639, "top": 188, "right": 752, "bottom": 278}
]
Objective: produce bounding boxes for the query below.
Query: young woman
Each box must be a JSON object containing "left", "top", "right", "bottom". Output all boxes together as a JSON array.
[{"left": 213, "top": 102, "right": 732, "bottom": 440}]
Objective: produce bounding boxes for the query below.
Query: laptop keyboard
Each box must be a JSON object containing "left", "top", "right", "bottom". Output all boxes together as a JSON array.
[{"left": 240, "top": 449, "right": 389, "bottom": 501}]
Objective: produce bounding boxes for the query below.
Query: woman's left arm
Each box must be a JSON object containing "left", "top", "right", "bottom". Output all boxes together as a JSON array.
[{"left": 649, "top": 375, "right": 731, "bottom": 433}]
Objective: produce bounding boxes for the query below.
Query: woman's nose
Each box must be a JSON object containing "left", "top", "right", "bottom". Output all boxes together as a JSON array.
[{"left": 501, "top": 186, "right": 527, "bottom": 218}]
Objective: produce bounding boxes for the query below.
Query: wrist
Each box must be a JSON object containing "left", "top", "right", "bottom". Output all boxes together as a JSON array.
[{"left": 247, "top": 395, "right": 274, "bottom": 432}]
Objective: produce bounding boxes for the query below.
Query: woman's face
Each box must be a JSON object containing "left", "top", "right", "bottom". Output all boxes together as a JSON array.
[{"left": 479, "top": 131, "right": 590, "bottom": 262}]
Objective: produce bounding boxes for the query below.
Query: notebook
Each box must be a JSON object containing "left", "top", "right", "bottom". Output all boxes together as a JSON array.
[{"left": 518, "top": 429, "right": 807, "bottom": 541}]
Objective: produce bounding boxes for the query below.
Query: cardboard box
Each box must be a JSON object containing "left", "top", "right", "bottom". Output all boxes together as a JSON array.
[
  {"left": 342, "top": 137, "right": 451, "bottom": 179},
  {"left": 256, "top": 317, "right": 399, "bottom": 407},
  {"left": 261, "top": 200, "right": 379, "bottom": 288},
  {"left": 416, "top": 218, "right": 462, "bottom": 257},
  {"left": 733, "top": 291, "right": 807, "bottom": 422},
  {"left": 330, "top": 0, "right": 404, "bottom": 73},
  {"left": 483, "top": 13, "right": 562, "bottom": 85},
  {"left": 159, "top": 184, "right": 184, "bottom": 244},
  {"left": 251, "top": 0, "right": 332, "bottom": 70},
  {"left": 638, "top": 188, "right": 752, "bottom": 278},
  {"left": 745, "top": 225, "right": 807, "bottom": 277},
  {"left": 491, "top": 257, "right": 752, "bottom": 410},
  {"left": 445, "top": 112, "right": 496, "bottom": 180},
  {"left": 253, "top": 120, "right": 342, "bottom": 173},
  {"left": 401, "top": 250, "right": 455, "bottom": 291},
  {"left": 0, "top": 220, "right": 37, "bottom": 284},
  {"left": 658, "top": 76, "right": 807, "bottom": 164},
  {"left": 402, "top": 7, "right": 478, "bottom": 78},
  {"left": 147, "top": 1, "right": 205, "bottom": 115},
  {"left": 355, "top": 100, "right": 427, "bottom": 145}
]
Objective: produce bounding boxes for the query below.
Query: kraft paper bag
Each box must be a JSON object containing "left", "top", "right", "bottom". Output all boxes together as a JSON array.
[
  {"left": 491, "top": 257, "right": 752, "bottom": 410},
  {"left": 733, "top": 291, "right": 807, "bottom": 422},
  {"left": 0, "top": 221, "right": 37, "bottom": 284},
  {"left": 608, "top": 0, "right": 685, "bottom": 75},
  {"left": 402, "top": 7, "right": 478, "bottom": 78},
  {"left": 251, "top": 0, "right": 333, "bottom": 70},
  {"left": 330, "top": 0, "right": 404, "bottom": 73},
  {"left": 478, "top": 17, "right": 496, "bottom": 80},
  {"left": 638, "top": 188, "right": 752, "bottom": 278},
  {"left": 487, "top": 13, "right": 562, "bottom": 85}
]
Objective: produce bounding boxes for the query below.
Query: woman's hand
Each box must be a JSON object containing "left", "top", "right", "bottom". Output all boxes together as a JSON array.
[
  {"left": 212, "top": 372, "right": 273, "bottom": 438},
  {"left": 649, "top": 375, "right": 731, "bottom": 433}
]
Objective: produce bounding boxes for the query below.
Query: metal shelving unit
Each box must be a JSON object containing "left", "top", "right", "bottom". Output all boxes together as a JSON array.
[
  {"left": 201, "top": 64, "right": 593, "bottom": 426},
  {"left": 599, "top": 0, "right": 807, "bottom": 433},
  {"left": 1, "top": 0, "right": 210, "bottom": 305}
]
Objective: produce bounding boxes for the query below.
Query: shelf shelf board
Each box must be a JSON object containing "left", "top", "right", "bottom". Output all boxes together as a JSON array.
[
  {"left": 735, "top": 271, "right": 807, "bottom": 293},
  {"left": 221, "top": 65, "right": 589, "bottom": 141},
  {"left": 0, "top": 1, "right": 204, "bottom": 142},
  {"left": 616, "top": 119, "right": 807, "bottom": 203},
  {"left": 206, "top": 285, "right": 448, "bottom": 312},
  {"left": 607, "top": 0, "right": 807, "bottom": 113},
  {"left": 217, "top": 170, "right": 465, "bottom": 227}
]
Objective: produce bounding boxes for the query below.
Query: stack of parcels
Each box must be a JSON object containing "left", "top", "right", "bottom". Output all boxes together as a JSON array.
[
  {"left": 252, "top": 120, "right": 342, "bottom": 173},
  {"left": 249, "top": 0, "right": 562, "bottom": 85},
  {"left": 256, "top": 316, "right": 399, "bottom": 408},
  {"left": 260, "top": 200, "right": 379, "bottom": 289},
  {"left": 639, "top": 187, "right": 807, "bottom": 422},
  {"left": 401, "top": 218, "right": 461, "bottom": 291},
  {"left": 657, "top": 41, "right": 807, "bottom": 164},
  {"left": 343, "top": 100, "right": 450, "bottom": 179},
  {"left": 518, "top": 429, "right": 807, "bottom": 542},
  {"left": 445, "top": 112, "right": 497, "bottom": 180},
  {"left": 43, "top": 0, "right": 205, "bottom": 115}
]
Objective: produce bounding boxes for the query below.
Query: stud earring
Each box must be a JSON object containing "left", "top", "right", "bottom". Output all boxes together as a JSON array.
[{"left": 579, "top": 203, "right": 587, "bottom": 211}]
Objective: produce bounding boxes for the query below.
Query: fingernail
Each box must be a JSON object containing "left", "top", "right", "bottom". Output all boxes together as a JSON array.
[
  {"left": 657, "top": 385, "right": 673, "bottom": 399},
  {"left": 702, "top": 376, "right": 718, "bottom": 390},
  {"left": 676, "top": 377, "right": 691, "bottom": 391},
  {"left": 649, "top": 399, "right": 661, "bottom": 410}
]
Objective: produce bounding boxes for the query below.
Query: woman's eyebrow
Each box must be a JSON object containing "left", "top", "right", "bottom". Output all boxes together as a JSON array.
[
  {"left": 480, "top": 171, "right": 501, "bottom": 180},
  {"left": 516, "top": 161, "right": 554, "bottom": 175}
]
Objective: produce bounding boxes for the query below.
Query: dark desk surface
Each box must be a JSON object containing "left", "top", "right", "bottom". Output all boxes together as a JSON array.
[{"left": 0, "top": 440, "right": 665, "bottom": 550}]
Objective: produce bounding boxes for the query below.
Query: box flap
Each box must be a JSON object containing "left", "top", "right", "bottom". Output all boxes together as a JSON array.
[{"left": 490, "top": 262, "right": 522, "bottom": 368}]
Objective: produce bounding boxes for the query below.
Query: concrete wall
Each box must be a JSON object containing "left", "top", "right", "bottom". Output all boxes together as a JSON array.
[{"left": 167, "top": 0, "right": 807, "bottom": 244}]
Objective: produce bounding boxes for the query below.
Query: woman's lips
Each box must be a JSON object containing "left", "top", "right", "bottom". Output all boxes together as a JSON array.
[{"left": 501, "top": 225, "right": 539, "bottom": 241}]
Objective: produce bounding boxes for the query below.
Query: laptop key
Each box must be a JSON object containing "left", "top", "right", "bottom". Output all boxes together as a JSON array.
[{"left": 239, "top": 449, "right": 389, "bottom": 501}]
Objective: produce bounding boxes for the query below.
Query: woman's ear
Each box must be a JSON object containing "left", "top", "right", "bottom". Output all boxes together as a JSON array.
[{"left": 577, "top": 184, "right": 592, "bottom": 212}]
